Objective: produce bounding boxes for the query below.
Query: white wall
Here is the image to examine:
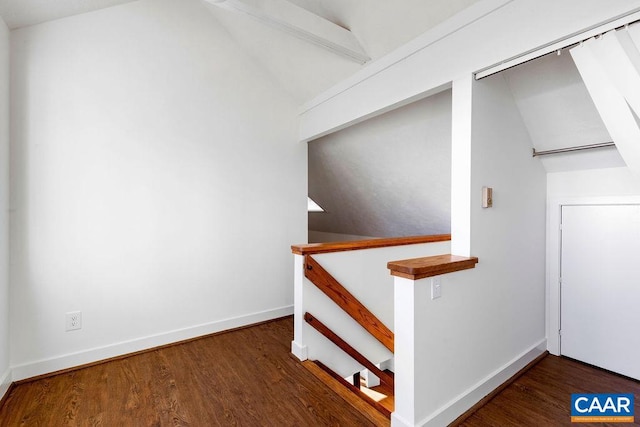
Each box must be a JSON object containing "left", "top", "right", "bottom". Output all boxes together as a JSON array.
[
  {"left": 548, "top": 167, "right": 640, "bottom": 199},
  {"left": 9, "top": 0, "right": 306, "bottom": 379},
  {"left": 468, "top": 73, "right": 547, "bottom": 380},
  {"left": 0, "top": 16, "right": 10, "bottom": 397},
  {"left": 400, "top": 73, "right": 547, "bottom": 426}
]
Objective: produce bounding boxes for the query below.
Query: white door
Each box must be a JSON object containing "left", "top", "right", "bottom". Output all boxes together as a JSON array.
[{"left": 561, "top": 204, "right": 640, "bottom": 380}]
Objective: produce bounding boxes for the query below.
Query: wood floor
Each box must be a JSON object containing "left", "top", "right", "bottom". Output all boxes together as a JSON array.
[
  {"left": 0, "top": 316, "right": 377, "bottom": 426},
  {"left": 459, "top": 355, "right": 640, "bottom": 426},
  {"left": 3, "top": 316, "right": 639, "bottom": 426}
]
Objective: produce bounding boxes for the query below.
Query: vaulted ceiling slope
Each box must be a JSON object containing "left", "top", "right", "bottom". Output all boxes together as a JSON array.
[
  {"left": 205, "top": 0, "right": 481, "bottom": 102},
  {"left": 0, "top": 0, "right": 481, "bottom": 103},
  {"left": 503, "top": 50, "right": 622, "bottom": 172},
  {"left": 0, "top": 0, "right": 139, "bottom": 29},
  {"left": 285, "top": 0, "right": 480, "bottom": 61}
]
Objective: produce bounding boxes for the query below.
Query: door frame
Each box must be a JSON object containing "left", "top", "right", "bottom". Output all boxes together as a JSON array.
[{"left": 546, "top": 195, "right": 640, "bottom": 356}]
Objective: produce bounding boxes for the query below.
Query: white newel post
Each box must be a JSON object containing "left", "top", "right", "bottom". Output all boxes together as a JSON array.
[
  {"left": 392, "top": 276, "right": 419, "bottom": 427},
  {"left": 291, "top": 253, "right": 308, "bottom": 360},
  {"left": 388, "top": 255, "right": 478, "bottom": 427}
]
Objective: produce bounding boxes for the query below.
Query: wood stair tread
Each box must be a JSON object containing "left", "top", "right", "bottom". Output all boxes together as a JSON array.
[{"left": 302, "top": 360, "right": 392, "bottom": 426}]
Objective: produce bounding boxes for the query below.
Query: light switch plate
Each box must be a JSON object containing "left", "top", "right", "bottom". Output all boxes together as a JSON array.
[{"left": 431, "top": 277, "right": 442, "bottom": 300}]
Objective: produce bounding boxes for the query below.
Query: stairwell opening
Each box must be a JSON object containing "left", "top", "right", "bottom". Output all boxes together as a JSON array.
[{"left": 307, "top": 89, "right": 453, "bottom": 243}]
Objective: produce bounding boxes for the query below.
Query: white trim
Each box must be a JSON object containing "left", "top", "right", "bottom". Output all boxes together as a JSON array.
[
  {"left": 451, "top": 75, "right": 473, "bottom": 257},
  {"left": 546, "top": 198, "right": 562, "bottom": 356},
  {"left": 290, "top": 340, "right": 308, "bottom": 361},
  {"left": 10, "top": 305, "right": 293, "bottom": 381},
  {"left": 546, "top": 195, "right": 640, "bottom": 356},
  {"left": 292, "top": 254, "right": 306, "bottom": 360},
  {"left": 417, "top": 339, "right": 547, "bottom": 427},
  {"left": 391, "top": 412, "right": 413, "bottom": 427},
  {"left": 0, "top": 367, "right": 11, "bottom": 401},
  {"left": 475, "top": 9, "right": 640, "bottom": 79},
  {"left": 393, "top": 277, "right": 418, "bottom": 425}
]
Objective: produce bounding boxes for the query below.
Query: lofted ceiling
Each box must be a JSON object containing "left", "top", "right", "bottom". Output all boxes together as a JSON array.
[
  {"left": 0, "top": 0, "right": 481, "bottom": 103},
  {"left": 0, "top": 0, "right": 139, "bottom": 29},
  {"left": 0, "top": 0, "right": 626, "bottom": 240},
  {"left": 204, "top": 0, "right": 481, "bottom": 102},
  {"left": 283, "top": 0, "right": 480, "bottom": 61}
]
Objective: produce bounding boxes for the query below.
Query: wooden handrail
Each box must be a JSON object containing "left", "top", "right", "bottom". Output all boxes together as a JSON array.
[
  {"left": 304, "top": 255, "right": 394, "bottom": 352},
  {"left": 291, "top": 234, "right": 450, "bottom": 255},
  {"left": 305, "top": 312, "right": 394, "bottom": 387},
  {"left": 387, "top": 254, "right": 479, "bottom": 280}
]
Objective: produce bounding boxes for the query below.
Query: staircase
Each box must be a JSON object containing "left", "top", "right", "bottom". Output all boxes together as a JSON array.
[
  {"left": 302, "top": 254, "right": 396, "bottom": 421},
  {"left": 290, "top": 235, "right": 453, "bottom": 424}
]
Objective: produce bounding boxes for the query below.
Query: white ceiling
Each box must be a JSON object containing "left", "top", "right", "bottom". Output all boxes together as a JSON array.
[
  {"left": 203, "top": 1, "right": 362, "bottom": 104},
  {"left": 0, "top": 0, "right": 139, "bottom": 29},
  {"left": 285, "top": 0, "right": 480, "bottom": 60},
  {"left": 204, "top": 0, "right": 481, "bottom": 102}
]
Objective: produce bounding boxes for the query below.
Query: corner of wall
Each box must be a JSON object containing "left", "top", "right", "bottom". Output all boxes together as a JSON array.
[
  {"left": 0, "top": 14, "right": 12, "bottom": 403},
  {"left": 0, "top": 367, "right": 10, "bottom": 401}
]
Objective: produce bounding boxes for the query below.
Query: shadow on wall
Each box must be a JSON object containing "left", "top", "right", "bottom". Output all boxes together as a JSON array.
[{"left": 308, "top": 90, "right": 452, "bottom": 243}]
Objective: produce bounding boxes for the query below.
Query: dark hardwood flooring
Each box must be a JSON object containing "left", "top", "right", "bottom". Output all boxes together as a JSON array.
[
  {"left": 3, "top": 317, "right": 639, "bottom": 427},
  {"left": 0, "top": 316, "right": 376, "bottom": 426},
  {"left": 460, "top": 355, "right": 640, "bottom": 427}
]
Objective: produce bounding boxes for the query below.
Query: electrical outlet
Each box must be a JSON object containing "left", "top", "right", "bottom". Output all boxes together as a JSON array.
[{"left": 66, "top": 311, "right": 82, "bottom": 331}]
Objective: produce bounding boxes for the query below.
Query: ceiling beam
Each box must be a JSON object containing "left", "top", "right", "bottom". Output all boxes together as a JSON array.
[
  {"left": 570, "top": 29, "right": 640, "bottom": 177},
  {"left": 204, "top": 0, "right": 370, "bottom": 64}
]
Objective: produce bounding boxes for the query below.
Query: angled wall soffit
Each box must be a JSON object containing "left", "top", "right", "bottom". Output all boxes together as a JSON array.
[{"left": 570, "top": 24, "right": 640, "bottom": 177}]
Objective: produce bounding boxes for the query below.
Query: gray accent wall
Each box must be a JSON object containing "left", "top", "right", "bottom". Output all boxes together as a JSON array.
[{"left": 308, "top": 90, "right": 452, "bottom": 239}]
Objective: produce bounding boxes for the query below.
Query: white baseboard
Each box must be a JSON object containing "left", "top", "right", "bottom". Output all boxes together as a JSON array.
[
  {"left": 419, "top": 338, "right": 547, "bottom": 427},
  {"left": 291, "top": 340, "right": 308, "bottom": 361},
  {"left": 391, "top": 412, "right": 414, "bottom": 427},
  {"left": 11, "top": 305, "right": 293, "bottom": 382},
  {"left": 0, "top": 367, "right": 11, "bottom": 401}
]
